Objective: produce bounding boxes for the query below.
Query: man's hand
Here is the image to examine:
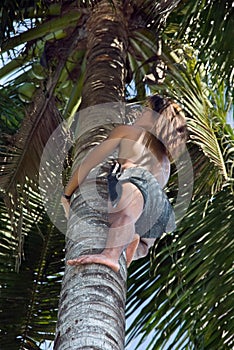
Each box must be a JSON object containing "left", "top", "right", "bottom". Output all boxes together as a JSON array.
[{"left": 61, "top": 196, "right": 70, "bottom": 219}]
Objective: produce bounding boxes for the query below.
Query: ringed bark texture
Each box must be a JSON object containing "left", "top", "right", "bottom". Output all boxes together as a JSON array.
[
  {"left": 80, "top": 0, "right": 128, "bottom": 108},
  {"left": 55, "top": 1, "right": 129, "bottom": 349}
]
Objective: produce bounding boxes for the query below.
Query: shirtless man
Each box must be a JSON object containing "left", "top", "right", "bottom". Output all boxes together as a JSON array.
[{"left": 61, "top": 95, "right": 187, "bottom": 272}]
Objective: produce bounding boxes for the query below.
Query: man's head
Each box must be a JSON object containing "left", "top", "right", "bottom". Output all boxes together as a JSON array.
[{"left": 147, "top": 94, "right": 187, "bottom": 159}]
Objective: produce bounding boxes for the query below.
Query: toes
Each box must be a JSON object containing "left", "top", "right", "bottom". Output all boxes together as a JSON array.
[
  {"left": 67, "top": 258, "right": 82, "bottom": 265},
  {"left": 67, "top": 259, "right": 77, "bottom": 265},
  {"left": 66, "top": 255, "right": 94, "bottom": 266},
  {"left": 66, "top": 255, "right": 120, "bottom": 272}
]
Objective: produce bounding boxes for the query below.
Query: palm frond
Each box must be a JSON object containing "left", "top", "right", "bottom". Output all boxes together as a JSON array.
[
  {"left": 0, "top": 83, "right": 67, "bottom": 268},
  {"left": 154, "top": 48, "right": 233, "bottom": 194},
  {"left": 127, "top": 33, "right": 154, "bottom": 99},
  {"left": 0, "top": 200, "right": 65, "bottom": 349},
  {"left": 0, "top": 87, "right": 25, "bottom": 136},
  {"left": 1, "top": 10, "right": 83, "bottom": 54},
  {"left": 164, "top": 0, "right": 234, "bottom": 90},
  {"left": 126, "top": 24, "right": 234, "bottom": 348},
  {"left": 0, "top": 91, "right": 62, "bottom": 194},
  {"left": 132, "top": 0, "right": 181, "bottom": 29},
  {"left": 126, "top": 188, "right": 234, "bottom": 349},
  {"left": 0, "top": 2, "right": 87, "bottom": 272}
]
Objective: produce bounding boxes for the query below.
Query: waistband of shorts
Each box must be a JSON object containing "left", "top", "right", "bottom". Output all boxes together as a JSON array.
[{"left": 121, "top": 166, "right": 153, "bottom": 178}]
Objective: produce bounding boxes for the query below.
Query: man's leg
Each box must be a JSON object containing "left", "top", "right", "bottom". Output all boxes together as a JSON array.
[
  {"left": 132, "top": 238, "right": 155, "bottom": 260},
  {"left": 67, "top": 182, "right": 144, "bottom": 272}
]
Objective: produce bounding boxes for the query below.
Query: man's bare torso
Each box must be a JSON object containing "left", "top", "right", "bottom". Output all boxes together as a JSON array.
[{"left": 117, "top": 125, "right": 170, "bottom": 188}]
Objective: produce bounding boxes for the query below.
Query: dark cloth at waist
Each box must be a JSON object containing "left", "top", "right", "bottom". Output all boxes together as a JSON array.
[{"left": 107, "top": 165, "right": 176, "bottom": 239}]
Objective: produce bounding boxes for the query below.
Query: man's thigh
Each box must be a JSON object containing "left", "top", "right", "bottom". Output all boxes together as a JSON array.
[{"left": 108, "top": 182, "right": 144, "bottom": 223}]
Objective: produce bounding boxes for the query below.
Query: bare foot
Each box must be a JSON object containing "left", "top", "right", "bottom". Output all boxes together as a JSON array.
[
  {"left": 125, "top": 234, "right": 140, "bottom": 267},
  {"left": 67, "top": 254, "right": 120, "bottom": 273}
]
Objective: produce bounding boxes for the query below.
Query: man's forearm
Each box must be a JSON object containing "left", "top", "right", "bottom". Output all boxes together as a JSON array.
[{"left": 64, "top": 166, "right": 80, "bottom": 197}]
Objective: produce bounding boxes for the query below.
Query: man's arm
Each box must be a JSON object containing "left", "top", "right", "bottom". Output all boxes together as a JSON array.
[{"left": 63, "top": 125, "right": 126, "bottom": 198}]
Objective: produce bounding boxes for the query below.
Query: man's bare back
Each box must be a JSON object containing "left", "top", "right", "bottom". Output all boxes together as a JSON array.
[{"left": 116, "top": 125, "right": 170, "bottom": 188}]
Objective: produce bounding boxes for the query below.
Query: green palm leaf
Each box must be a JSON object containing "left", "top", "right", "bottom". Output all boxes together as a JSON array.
[
  {"left": 153, "top": 47, "right": 233, "bottom": 194},
  {"left": 165, "top": 0, "right": 233, "bottom": 89},
  {"left": 0, "top": 201, "right": 65, "bottom": 349},
  {"left": 127, "top": 189, "right": 234, "bottom": 349}
]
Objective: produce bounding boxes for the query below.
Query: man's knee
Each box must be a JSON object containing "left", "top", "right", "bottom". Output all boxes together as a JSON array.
[
  {"left": 133, "top": 238, "right": 155, "bottom": 260},
  {"left": 133, "top": 239, "right": 149, "bottom": 260}
]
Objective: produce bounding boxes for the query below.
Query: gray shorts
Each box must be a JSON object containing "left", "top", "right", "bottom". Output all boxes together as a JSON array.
[{"left": 108, "top": 167, "right": 176, "bottom": 239}]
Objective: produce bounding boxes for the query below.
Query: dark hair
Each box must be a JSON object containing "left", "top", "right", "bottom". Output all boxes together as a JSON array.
[
  {"left": 146, "top": 94, "right": 170, "bottom": 113},
  {"left": 147, "top": 94, "right": 187, "bottom": 159}
]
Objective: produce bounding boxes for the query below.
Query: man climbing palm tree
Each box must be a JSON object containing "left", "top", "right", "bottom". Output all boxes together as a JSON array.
[{"left": 61, "top": 95, "right": 187, "bottom": 272}]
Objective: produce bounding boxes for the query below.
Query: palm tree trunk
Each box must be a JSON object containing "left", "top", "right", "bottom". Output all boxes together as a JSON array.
[{"left": 55, "top": 1, "right": 129, "bottom": 349}]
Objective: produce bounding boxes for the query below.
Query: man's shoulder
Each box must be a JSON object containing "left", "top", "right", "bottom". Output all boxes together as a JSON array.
[{"left": 110, "top": 124, "right": 135, "bottom": 137}]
